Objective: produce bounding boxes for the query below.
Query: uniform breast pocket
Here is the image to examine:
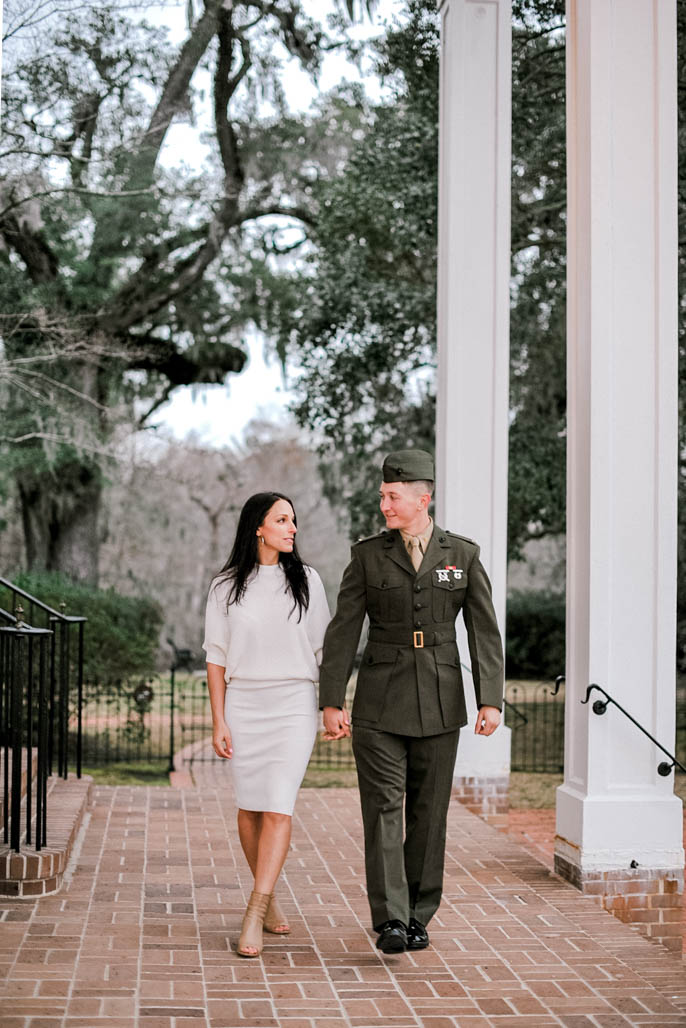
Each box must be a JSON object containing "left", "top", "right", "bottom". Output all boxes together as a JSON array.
[
  {"left": 367, "top": 579, "right": 405, "bottom": 623},
  {"left": 432, "top": 573, "right": 468, "bottom": 622}
]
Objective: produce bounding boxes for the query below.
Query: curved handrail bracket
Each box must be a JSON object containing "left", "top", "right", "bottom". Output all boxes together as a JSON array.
[{"left": 581, "top": 682, "right": 686, "bottom": 776}]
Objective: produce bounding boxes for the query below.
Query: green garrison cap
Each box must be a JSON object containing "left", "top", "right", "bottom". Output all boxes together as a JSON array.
[{"left": 382, "top": 449, "right": 435, "bottom": 483}]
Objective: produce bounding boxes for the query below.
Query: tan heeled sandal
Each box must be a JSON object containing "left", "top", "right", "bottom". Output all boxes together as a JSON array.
[
  {"left": 237, "top": 890, "right": 270, "bottom": 957},
  {"left": 264, "top": 893, "right": 290, "bottom": 935}
]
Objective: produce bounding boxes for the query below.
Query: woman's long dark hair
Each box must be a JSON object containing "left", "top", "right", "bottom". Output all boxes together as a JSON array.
[{"left": 214, "top": 492, "right": 310, "bottom": 621}]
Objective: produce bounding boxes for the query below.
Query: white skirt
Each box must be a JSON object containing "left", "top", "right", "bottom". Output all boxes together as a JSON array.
[{"left": 224, "top": 677, "right": 318, "bottom": 815}]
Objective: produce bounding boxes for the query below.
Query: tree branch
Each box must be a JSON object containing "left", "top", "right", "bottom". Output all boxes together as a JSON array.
[
  {"left": 104, "top": 7, "right": 253, "bottom": 332},
  {"left": 0, "top": 211, "right": 60, "bottom": 284},
  {"left": 0, "top": 184, "right": 156, "bottom": 221},
  {"left": 214, "top": 7, "right": 245, "bottom": 192},
  {"left": 130, "top": 0, "right": 224, "bottom": 187},
  {"left": 123, "top": 333, "right": 247, "bottom": 384},
  {"left": 137, "top": 383, "right": 175, "bottom": 427},
  {"left": 237, "top": 200, "right": 316, "bottom": 228}
]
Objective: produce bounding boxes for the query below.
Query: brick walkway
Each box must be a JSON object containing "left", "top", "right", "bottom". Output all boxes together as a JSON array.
[
  {"left": 0, "top": 764, "right": 685, "bottom": 1027},
  {"left": 508, "top": 809, "right": 686, "bottom": 957}
]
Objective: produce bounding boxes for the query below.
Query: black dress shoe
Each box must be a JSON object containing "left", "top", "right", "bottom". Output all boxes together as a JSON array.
[
  {"left": 407, "top": 918, "right": 429, "bottom": 950},
  {"left": 375, "top": 919, "right": 408, "bottom": 953}
]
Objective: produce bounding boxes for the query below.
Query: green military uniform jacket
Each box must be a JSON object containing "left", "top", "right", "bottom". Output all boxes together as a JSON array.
[{"left": 318, "top": 525, "right": 504, "bottom": 737}]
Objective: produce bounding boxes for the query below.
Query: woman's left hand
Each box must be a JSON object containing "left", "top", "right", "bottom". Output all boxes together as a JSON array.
[{"left": 212, "top": 719, "right": 234, "bottom": 758}]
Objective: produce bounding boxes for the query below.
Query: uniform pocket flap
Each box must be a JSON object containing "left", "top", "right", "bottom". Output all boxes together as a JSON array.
[
  {"left": 435, "top": 644, "right": 461, "bottom": 667},
  {"left": 363, "top": 643, "right": 399, "bottom": 666},
  {"left": 432, "top": 572, "right": 468, "bottom": 591}
]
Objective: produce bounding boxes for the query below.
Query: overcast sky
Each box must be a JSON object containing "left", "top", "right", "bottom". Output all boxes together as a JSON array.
[{"left": 148, "top": 0, "right": 403, "bottom": 446}]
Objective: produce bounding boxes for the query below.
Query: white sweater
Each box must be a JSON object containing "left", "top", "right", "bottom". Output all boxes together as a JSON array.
[{"left": 203, "top": 564, "right": 331, "bottom": 683}]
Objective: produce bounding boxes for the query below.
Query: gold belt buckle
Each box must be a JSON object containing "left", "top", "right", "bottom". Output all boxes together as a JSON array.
[{"left": 413, "top": 631, "right": 424, "bottom": 649}]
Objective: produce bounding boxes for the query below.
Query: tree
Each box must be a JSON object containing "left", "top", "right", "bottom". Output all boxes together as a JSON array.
[
  {"left": 0, "top": 0, "right": 345, "bottom": 583},
  {"left": 259, "top": 0, "right": 439, "bottom": 539},
  {"left": 260, "top": 0, "right": 570, "bottom": 552},
  {"left": 508, "top": 0, "right": 566, "bottom": 556}
]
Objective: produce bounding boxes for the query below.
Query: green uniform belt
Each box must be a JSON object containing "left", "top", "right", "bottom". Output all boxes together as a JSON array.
[{"left": 367, "top": 626, "right": 457, "bottom": 649}]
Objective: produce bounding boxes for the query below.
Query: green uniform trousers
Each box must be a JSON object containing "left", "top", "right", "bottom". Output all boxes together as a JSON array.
[{"left": 352, "top": 725, "right": 460, "bottom": 930}]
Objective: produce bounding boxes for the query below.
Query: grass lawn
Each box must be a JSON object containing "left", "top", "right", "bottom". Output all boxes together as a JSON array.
[
  {"left": 301, "top": 767, "right": 358, "bottom": 788},
  {"left": 79, "top": 763, "right": 686, "bottom": 806},
  {"left": 508, "top": 771, "right": 686, "bottom": 808},
  {"left": 81, "top": 762, "right": 172, "bottom": 787}
]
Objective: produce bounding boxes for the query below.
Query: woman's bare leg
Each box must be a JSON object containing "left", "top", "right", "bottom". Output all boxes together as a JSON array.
[
  {"left": 254, "top": 812, "right": 292, "bottom": 894},
  {"left": 237, "top": 808, "right": 262, "bottom": 875},
  {"left": 236, "top": 809, "right": 292, "bottom": 954}
]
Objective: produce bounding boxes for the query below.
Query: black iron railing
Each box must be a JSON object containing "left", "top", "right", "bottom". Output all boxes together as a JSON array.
[
  {"left": 167, "top": 640, "right": 196, "bottom": 773},
  {"left": 582, "top": 683, "right": 686, "bottom": 777},
  {"left": 0, "top": 579, "right": 86, "bottom": 779},
  {"left": 0, "top": 619, "right": 52, "bottom": 851},
  {"left": 0, "top": 579, "right": 86, "bottom": 854}
]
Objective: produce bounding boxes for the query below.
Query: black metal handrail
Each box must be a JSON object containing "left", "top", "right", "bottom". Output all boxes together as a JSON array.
[
  {"left": 0, "top": 577, "right": 86, "bottom": 625},
  {"left": 502, "top": 697, "right": 529, "bottom": 726},
  {"left": 0, "top": 579, "right": 86, "bottom": 780},
  {"left": 1, "top": 622, "right": 52, "bottom": 851},
  {"left": 582, "top": 683, "right": 686, "bottom": 777}
]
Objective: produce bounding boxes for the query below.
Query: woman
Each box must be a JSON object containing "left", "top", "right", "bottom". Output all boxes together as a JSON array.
[{"left": 203, "top": 492, "right": 331, "bottom": 957}]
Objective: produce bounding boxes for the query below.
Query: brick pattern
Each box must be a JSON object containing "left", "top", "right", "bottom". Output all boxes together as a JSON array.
[
  {"left": 555, "top": 858, "right": 684, "bottom": 953},
  {"left": 0, "top": 772, "right": 684, "bottom": 1027},
  {"left": 0, "top": 776, "right": 91, "bottom": 898},
  {"left": 507, "top": 810, "right": 557, "bottom": 869},
  {"left": 452, "top": 776, "right": 509, "bottom": 830},
  {"left": 508, "top": 809, "right": 686, "bottom": 958}
]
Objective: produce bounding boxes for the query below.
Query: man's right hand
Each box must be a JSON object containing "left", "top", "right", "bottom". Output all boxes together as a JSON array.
[{"left": 322, "top": 706, "right": 351, "bottom": 741}]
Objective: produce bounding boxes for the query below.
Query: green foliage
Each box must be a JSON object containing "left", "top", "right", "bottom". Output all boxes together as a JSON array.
[
  {"left": 508, "top": 3, "right": 566, "bottom": 557},
  {"left": 505, "top": 590, "right": 566, "bottom": 680},
  {"left": 265, "top": 0, "right": 439, "bottom": 537},
  {"left": 0, "top": 0, "right": 343, "bottom": 578},
  {"left": 81, "top": 763, "right": 171, "bottom": 786},
  {"left": 265, "top": 0, "right": 569, "bottom": 548},
  {"left": 12, "top": 571, "right": 163, "bottom": 691}
]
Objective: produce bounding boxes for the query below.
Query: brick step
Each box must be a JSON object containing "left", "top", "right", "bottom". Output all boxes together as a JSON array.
[{"left": 0, "top": 773, "right": 91, "bottom": 897}]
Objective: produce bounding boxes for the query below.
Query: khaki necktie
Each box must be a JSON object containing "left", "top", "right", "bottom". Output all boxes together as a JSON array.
[{"left": 407, "top": 536, "right": 423, "bottom": 572}]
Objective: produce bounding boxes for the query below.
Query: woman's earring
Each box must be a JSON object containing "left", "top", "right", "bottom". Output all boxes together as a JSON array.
[{"left": 258, "top": 535, "right": 263, "bottom": 544}]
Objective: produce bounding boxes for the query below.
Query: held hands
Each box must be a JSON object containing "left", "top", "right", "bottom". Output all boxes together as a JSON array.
[
  {"left": 322, "top": 706, "right": 351, "bottom": 741},
  {"left": 212, "top": 719, "right": 233, "bottom": 759},
  {"left": 474, "top": 705, "right": 501, "bottom": 736}
]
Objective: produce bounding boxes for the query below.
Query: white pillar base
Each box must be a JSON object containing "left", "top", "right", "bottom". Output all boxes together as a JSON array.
[
  {"left": 556, "top": 786, "right": 684, "bottom": 873},
  {"left": 453, "top": 661, "right": 512, "bottom": 829}
]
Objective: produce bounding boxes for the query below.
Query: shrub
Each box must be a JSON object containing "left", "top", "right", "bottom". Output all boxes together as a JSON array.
[
  {"left": 506, "top": 589, "right": 565, "bottom": 680},
  {"left": 10, "top": 571, "right": 163, "bottom": 694}
]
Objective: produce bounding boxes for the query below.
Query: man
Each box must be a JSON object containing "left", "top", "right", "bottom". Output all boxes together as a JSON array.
[{"left": 319, "top": 449, "right": 504, "bottom": 954}]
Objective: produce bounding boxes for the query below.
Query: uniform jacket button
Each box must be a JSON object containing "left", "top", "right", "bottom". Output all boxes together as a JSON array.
[
  {"left": 414, "top": 620, "right": 422, "bottom": 628},
  {"left": 414, "top": 602, "right": 422, "bottom": 611},
  {"left": 414, "top": 584, "right": 421, "bottom": 593}
]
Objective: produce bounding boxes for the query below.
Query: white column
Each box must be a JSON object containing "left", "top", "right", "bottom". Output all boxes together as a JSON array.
[
  {"left": 436, "top": 0, "right": 512, "bottom": 782},
  {"left": 559, "top": 0, "right": 683, "bottom": 886}
]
